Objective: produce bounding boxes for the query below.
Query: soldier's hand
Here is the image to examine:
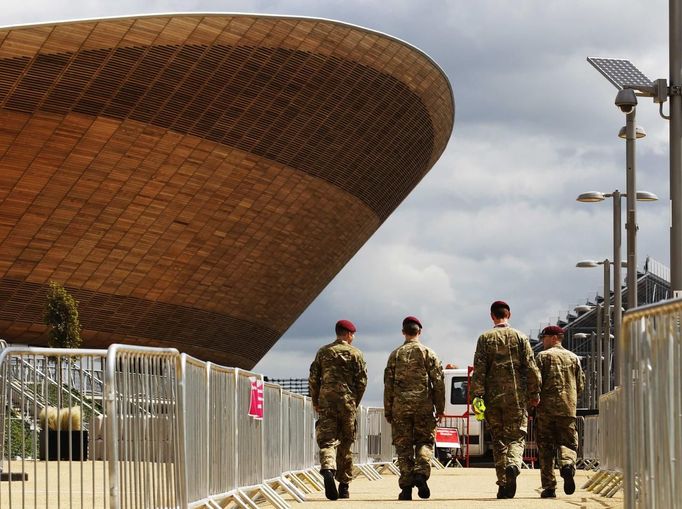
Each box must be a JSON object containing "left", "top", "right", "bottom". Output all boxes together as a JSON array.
[
  {"left": 314, "top": 405, "right": 320, "bottom": 413},
  {"left": 436, "top": 413, "right": 444, "bottom": 423}
]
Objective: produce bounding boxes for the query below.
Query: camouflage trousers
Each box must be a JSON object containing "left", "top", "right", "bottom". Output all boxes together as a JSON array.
[
  {"left": 391, "top": 412, "right": 437, "bottom": 489},
  {"left": 485, "top": 405, "right": 528, "bottom": 486},
  {"left": 536, "top": 413, "right": 578, "bottom": 489},
  {"left": 316, "top": 405, "right": 357, "bottom": 483}
]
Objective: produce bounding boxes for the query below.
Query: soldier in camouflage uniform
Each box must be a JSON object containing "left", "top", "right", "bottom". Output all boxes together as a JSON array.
[
  {"left": 384, "top": 316, "right": 445, "bottom": 501},
  {"left": 309, "top": 319, "right": 367, "bottom": 500},
  {"left": 471, "top": 301, "right": 541, "bottom": 499},
  {"left": 535, "top": 325, "right": 585, "bottom": 498}
]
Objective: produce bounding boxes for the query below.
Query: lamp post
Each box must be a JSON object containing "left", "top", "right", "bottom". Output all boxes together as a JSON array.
[
  {"left": 576, "top": 259, "right": 627, "bottom": 393},
  {"left": 573, "top": 331, "right": 592, "bottom": 408},
  {"left": 576, "top": 190, "right": 658, "bottom": 385}
]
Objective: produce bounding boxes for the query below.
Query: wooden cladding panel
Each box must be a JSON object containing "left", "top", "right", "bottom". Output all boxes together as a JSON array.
[{"left": 0, "top": 112, "right": 380, "bottom": 363}]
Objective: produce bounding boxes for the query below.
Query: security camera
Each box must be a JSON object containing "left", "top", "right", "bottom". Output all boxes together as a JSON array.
[{"left": 615, "top": 88, "right": 637, "bottom": 114}]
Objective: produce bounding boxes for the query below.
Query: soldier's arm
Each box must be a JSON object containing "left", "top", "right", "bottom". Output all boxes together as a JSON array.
[
  {"left": 308, "top": 352, "right": 321, "bottom": 410},
  {"left": 522, "top": 337, "right": 541, "bottom": 402},
  {"left": 470, "top": 336, "right": 487, "bottom": 398},
  {"left": 576, "top": 358, "right": 586, "bottom": 396},
  {"left": 383, "top": 352, "right": 396, "bottom": 423},
  {"left": 355, "top": 353, "right": 368, "bottom": 404},
  {"left": 428, "top": 351, "right": 446, "bottom": 416}
]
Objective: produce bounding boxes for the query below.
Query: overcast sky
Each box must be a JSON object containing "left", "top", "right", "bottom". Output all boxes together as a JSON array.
[{"left": 4, "top": 1, "right": 673, "bottom": 405}]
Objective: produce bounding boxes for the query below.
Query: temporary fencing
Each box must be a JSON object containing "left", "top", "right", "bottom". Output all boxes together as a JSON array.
[
  {"left": 0, "top": 347, "right": 109, "bottom": 508},
  {"left": 437, "top": 414, "right": 468, "bottom": 467},
  {"left": 580, "top": 415, "right": 599, "bottom": 469},
  {"left": 1, "top": 343, "right": 400, "bottom": 508},
  {"left": 620, "top": 298, "right": 682, "bottom": 509},
  {"left": 582, "top": 388, "right": 624, "bottom": 498}
]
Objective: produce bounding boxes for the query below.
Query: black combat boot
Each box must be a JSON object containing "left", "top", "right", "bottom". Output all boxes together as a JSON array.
[
  {"left": 414, "top": 474, "right": 430, "bottom": 499},
  {"left": 540, "top": 488, "right": 557, "bottom": 498},
  {"left": 504, "top": 465, "right": 520, "bottom": 498},
  {"left": 398, "top": 487, "right": 412, "bottom": 500},
  {"left": 321, "top": 469, "right": 338, "bottom": 500},
  {"left": 338, "top": 482, "right": 349, "bottom": 499},
  {"left": 496, "top": 485, "right": 509, "bottom": 499},
  {"left": 560, "top": 465, "right": 576, "bottom": 495}
]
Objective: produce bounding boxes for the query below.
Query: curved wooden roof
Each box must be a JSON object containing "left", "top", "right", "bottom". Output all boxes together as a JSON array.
[{"left": 0, "top": 14, "right": 454, "bottom": 368}]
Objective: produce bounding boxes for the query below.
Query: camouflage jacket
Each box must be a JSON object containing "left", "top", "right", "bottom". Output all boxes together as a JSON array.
[
  {"left": 471, "top": 324, "right": 541, "bottom": 410},
  {"left": 383, "top": 340, "right": 445, "bottom": 420},
  {"left": 308, "top": 339, "right": 367, "bottom": 409},
  {"left": 536, "top": 344, "right": 585, "bottom": 416}
]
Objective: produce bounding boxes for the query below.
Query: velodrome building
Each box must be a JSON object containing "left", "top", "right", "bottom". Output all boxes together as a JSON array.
[{"left": 0, "top": 14, "right": 454, "bottom": 368}]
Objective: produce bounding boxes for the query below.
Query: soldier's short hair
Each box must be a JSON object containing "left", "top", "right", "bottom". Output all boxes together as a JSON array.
[{"left": 402, "top": 322, "right": 421, "bottom": 335}]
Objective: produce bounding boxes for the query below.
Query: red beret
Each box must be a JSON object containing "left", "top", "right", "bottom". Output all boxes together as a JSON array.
[
  {"left": 541, "top": 325, "right": 565, "bottom": 337},
  {"left": 490, "top": 300, "right": 510, "bottom": 312},
  {"left": 402, "top": 316, "right": 423, "bottom": 329},
  {"left": 336, "top": 319, "right": 356, "bottom": 333}
]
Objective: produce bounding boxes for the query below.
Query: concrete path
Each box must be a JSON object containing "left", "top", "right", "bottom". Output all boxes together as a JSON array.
[{"left": 301, "top": 468, "right": 623, "bottom": 508}]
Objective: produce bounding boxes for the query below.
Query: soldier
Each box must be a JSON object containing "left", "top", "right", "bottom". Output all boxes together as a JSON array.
[
  {"left": 308, "top": 319, "right": 367, "bottom": 500},
  {"left": 384, "top": 316, "right": 445, "bottom": 501},
  {"left": 471, "top": 301, "right": 541, "bottom": 499},
  {"left": 535, "top": 325, "right": 585, "bottom": 498}
]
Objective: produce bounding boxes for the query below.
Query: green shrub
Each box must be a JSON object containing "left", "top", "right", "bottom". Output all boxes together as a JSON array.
[{"left": 44, "top": 281, "right": 82, "bottom": 349}]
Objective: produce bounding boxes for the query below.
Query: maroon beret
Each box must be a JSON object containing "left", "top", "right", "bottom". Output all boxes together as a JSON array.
[
  {"left": 490, "top": 300, "right": 510, "bottom": 312},
  {"left": 541, "top": 325, "right": 565, "bottom": 337},
  {"left": 402, "top": 316, "right": 423, "bottom": 329},
  {"left": 336, "top": 319, "right": 356, "bottom": 333}
]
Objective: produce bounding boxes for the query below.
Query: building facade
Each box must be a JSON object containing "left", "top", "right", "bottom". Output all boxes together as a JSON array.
[{"left": 0, "top": 14, "right": 455, "bottom": 368}]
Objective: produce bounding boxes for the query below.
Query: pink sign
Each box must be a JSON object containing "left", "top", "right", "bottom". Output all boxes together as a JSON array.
[{"left": 248, "top": 376, "right": 264, "bottom": 420}]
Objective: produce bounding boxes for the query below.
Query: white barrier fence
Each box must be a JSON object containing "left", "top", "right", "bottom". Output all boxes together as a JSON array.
[
  {"left": 1, "top": 344, "right": 398, "bottom": 508},
  {"left": 620, "top": 299, "right": 682, "bottom": 509}
]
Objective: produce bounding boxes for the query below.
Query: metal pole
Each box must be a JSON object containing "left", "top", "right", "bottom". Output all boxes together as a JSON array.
[
  {"left": 589, "top": 331, "right": 596, "bottom": 409},
  {"left": 671, "top": 0, "right": 682, "bottom": 295},
  {"left": 595, "top": 305, "right": 603, "bottom": 404},
  {"left": 612, "top": 191, "right": 622, "bottom": 386},
  {"left": 602, "top": 260, "right": 611, "bottom": 394},
  {"left": 625, "top": 110, "right": 638, "bottom": 309}
]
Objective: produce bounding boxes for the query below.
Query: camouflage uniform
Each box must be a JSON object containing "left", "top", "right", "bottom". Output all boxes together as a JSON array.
[
  {"left": 536, "top": 344, "right": 585, "bottom": 490},
  {"left": 384, "top": 340, "right": 445, "bottom": 489},
  {"left": 309, "top": 339, "right": 367, "bottom": 483},
  {"left": 471, "top": 324, "right": 541, "bottom": 487}
]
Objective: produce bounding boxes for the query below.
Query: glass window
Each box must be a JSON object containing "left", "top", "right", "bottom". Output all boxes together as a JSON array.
[{"left": 450, "top": 377, "right": 468, "bottom": 405}]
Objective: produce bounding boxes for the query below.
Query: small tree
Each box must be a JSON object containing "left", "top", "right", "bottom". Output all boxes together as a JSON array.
[{"left": 44, "top": 281, "right": 82, "bottom": 349}]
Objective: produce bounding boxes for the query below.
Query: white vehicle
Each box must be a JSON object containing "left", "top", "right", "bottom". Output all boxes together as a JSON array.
[{"left": 438, "top": 366, "right": 489, "bottom": 460}]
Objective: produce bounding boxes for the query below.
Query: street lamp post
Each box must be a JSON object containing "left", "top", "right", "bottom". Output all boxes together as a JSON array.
[
  {"left": 577, "top": 259, "right": 610, "bottom": 393},
  {"left": 576, "top": 190, "right": 658, "bottom": 385}
]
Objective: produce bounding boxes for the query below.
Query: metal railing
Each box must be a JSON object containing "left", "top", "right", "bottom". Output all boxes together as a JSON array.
[
  {"left": 4, "top": 344, "right": 396, "bottom": 508},
  {"left": 620, "top": 298, "right": 682, "bottom": 508},
  {"left": 1, "top": 347, "right": 109, "bottom": 508}
]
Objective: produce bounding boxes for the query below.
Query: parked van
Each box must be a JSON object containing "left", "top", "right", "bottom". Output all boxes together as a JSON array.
[{"left": 438, "top": 366, "right": 489, "bottom": 460}]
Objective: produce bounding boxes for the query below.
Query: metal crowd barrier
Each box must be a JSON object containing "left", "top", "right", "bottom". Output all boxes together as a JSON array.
[
  {"left": 2, "top": 342, "right": 403, "bottom": 508},
  {"left": 620, "top": 298, "right": 682, "bottom": 509},
  {"left": 580, "top": 415, "right": 599, "bottom": 469},
  {"left": 582, "top": 388, "right": 624, "bottom": 498},
  {"left": 0, "top": 347, "right": 109, "bottom": 508}
]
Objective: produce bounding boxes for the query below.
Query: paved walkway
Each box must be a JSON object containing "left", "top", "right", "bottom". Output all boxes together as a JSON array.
[{"left": 300, "top": 468, "right": 623, "bottom": 509}]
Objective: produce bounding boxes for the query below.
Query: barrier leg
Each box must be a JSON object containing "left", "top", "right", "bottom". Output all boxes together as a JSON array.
[
  {"left": 270, "top": 477, "right": 306, "bottom": 503},
  {"left": 260, "top": 483, "right": 291, "bottom": 509}
]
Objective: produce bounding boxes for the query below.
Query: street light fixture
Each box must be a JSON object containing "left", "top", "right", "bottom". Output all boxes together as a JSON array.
[
  {"left": 587, "top": 57, "right": 677, "bottom": 305},
  {"left": 618, "top": 125, "right": 647, "bottom": 139},
  {"left": 576, "top": 190, "right": 658, "bottom": 385}
]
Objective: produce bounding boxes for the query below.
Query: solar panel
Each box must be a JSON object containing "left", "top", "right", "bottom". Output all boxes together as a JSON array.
[{"left": 587, "top": 57, "right": 653, "bottom": 90}]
